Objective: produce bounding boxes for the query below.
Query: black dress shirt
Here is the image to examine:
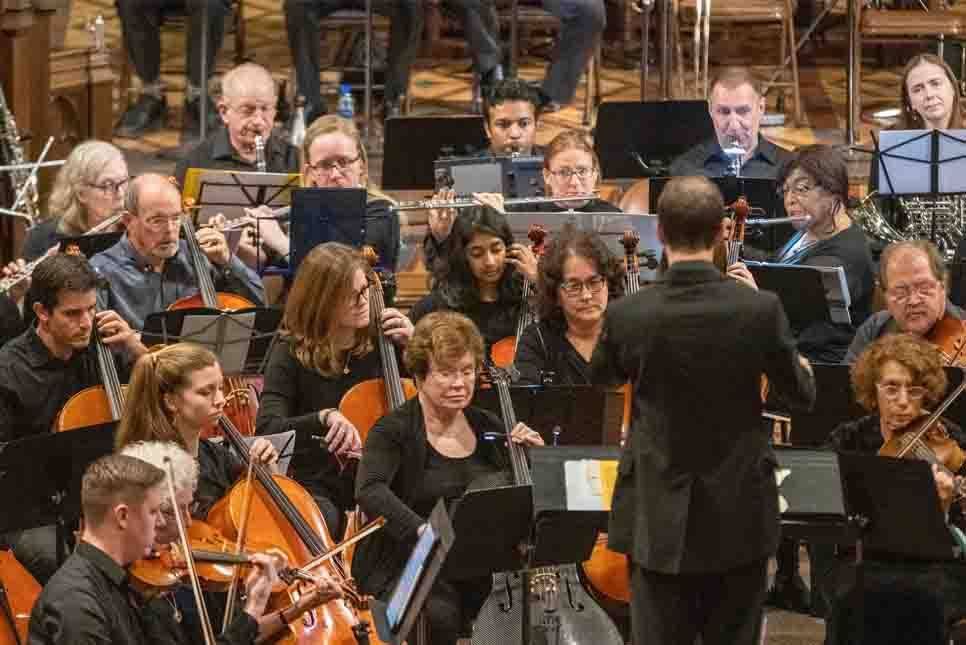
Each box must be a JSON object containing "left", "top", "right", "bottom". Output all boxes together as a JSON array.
[
  {"left": 141, "top": 592, "right": 258, "bottom": 645},
  {"left": 594, "top": 260, "right": 815, "bottom": 574},
  {"left": 0, "top": 327, "right": 127, "bottom": 441},
  {"left": 27, "top": 541, "right": 148, "bottom": 645},
  {"left": 255, "top": 338, "right": 385, "bottom": 513},
  {"left": 174, "top": 128, "right": 300, "bottom": 186},
  {"left": 668, "top": 135, "right": 794, "bottom": 179},
  {"left": 353, "top": 397, "right": 507, "bottom": 598},
  {"left": 0, "top": 295, "right": 24, "bottom": 348}
]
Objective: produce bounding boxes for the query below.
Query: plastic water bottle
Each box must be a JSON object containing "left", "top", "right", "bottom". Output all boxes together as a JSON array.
[{"left": 336, "top": 84, "right": 355, "bottom": 121}]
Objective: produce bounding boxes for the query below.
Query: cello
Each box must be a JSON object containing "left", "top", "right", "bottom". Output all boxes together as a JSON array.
[
  {"left": 491, "top": 225, "right": 549, "bottom": 369},
  {"left": 472, "top": 364, "right": 623, "bottom": 645},
  {"left": 168, "top": 208, "right": 260, "bottom": 437},
  {"left": 338, "top": 248, "right": 417, "bottom": 441},
  {"left": 0, "top": 549, "right": 41, "bottom": 645},
  {"left": 206, "top": 414, "right": 380, "bottom": 645}
]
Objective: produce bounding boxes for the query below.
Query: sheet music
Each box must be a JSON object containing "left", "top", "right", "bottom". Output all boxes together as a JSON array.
[
  {"left": 564, "top": 459, "right": 618, "bottom": 511},
  {"left": 179, "top": 312, "right": 256, "bottom": 375}
]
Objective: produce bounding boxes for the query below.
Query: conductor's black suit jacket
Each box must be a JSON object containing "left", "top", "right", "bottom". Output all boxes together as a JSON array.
[{"left": 594, "top": 261, "right": 816, "bottom": 575}]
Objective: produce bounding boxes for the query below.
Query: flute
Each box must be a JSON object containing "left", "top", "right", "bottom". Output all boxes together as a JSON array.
[
  {"left": 391, "top": 192, "right": 600, "bottom": 212},
  {"left": 745, "top": 216, "right": 812, "bottom": 227}
]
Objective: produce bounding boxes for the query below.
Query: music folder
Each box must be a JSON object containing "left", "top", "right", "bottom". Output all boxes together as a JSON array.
[{"left": 746, "top": 261, "right": 851, "bottom": 327}]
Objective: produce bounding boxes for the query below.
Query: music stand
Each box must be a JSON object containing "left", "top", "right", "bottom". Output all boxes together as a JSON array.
[
  {"left": 181, "top": 168, "right": 301, "bottom": 223},
  {"left": 434, "top": 154, "right": 546, "bottom": 198},
  {"left": 593, "top": 101, "right": 716, "bottom": 179},
  {"left": 444, "top": 484, "right": 532, "bottom": 581},
  {"left": 371, "top": 500, "right": 455, "bottom": 645},
  {"left": 473, "top": 385, "right": 614, "bottom": 445},
  {"left": 527, "top": 446, "right": 620, "bottom": 567},
  {"left": 0, "top": 422, "right": 116, "bottom": 564},
  {"left": 746, "top": 262, "right": 851, "bottom": 328},
  {"left": 786, "top": 364, "right": 862, "bottom": 447},
  {"left": 59, "top": 232, "right": 123, "bottom": 257},
  {"left": 507, "top": 212, "right": 663, "bottom": 283},
  {"left": 142, "top": 307, "right": 282, "bottom": 376},
  {"left": 382, "top": 116, "right": 489, "bottom": 190},
  {"left": 288, "top": 187, "right": 368, "bottom": 276}
]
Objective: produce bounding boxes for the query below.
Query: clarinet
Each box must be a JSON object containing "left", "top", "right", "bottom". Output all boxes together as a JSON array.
[
  {"left": 0, "top": 84, "right": 39, "bottom": 224},
  {"left": 254, "top": 134, "right": 267, "bottom": 172}
]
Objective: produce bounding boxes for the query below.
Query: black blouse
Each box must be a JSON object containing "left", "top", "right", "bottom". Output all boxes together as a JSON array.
[
  {"left": 194, "top": 438, "right": 242, "bottom": 519},
  {"left": 514, "top": 319, "right": 594, "bottom": 386},
  {"left": 409, "top": 292, "right": 520, "bottom": 351},
  {"left": 353, "top": 397, "right": 507, "bottom": 597}
]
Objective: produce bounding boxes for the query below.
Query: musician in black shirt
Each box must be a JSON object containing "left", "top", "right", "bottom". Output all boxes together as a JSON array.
[
  {"left": 515, "top": 227, "right": 625, "bottom": 385},
  {"left": 0, "top": 294, "right": 24, "bottom": 348},
  {"left": 354, "top": 312, "right": 543, "bottom": 645}
]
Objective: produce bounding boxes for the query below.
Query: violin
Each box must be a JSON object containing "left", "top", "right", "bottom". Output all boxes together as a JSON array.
[
  {"left": 472, "top": 365, "right": 623, "bottom": 645},
  {"left": 339, "top": 247, "right": 417, "bottom": 443},
  {"left": 491, "top": 224, "right": 549, "bottom": 370},
  {"left": 0, "top": 549, "right": 41, "bottom": 645},
  {"left": 927, "top": 313, "right": 966, "bottom": 367},
  {"left": 878, "top": 373, "right": 966, "bottom": 488},
  {"left": 206, "top": 414, "right": 383, "bottom": 645},
  {"left": 168, "top": 201, "right": 260, "bottom": 438}
]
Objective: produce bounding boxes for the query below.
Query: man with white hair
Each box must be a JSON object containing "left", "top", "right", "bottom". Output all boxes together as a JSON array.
[{"left": 175, "top": 63, "right": 300, "bottom": 185}]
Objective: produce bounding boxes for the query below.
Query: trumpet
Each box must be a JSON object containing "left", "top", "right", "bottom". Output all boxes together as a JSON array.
[
  {"left": 0, "top": 210, "right": 127, "bottom": 295},
  {"left": 391, "top": 192, "right": 600, "bottom": 212}
]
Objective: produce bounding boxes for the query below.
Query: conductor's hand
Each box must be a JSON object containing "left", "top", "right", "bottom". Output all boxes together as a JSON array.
[
  {"left": 509, "top": 422, "right": 544, "bottom": 447},
  {"left": 320, "top": 410, "right": 363, "bottom": 458},
  {"left": 195, "top": 226, "right": 231, "bottom": 267},
  {"left": 727, "top": 262, "right": 758, "bottom": 290},
  {"left": 428, "top": 188, "right": 457, "bottom": 242}
]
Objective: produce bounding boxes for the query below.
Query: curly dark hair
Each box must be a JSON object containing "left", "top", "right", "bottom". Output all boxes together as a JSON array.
[
  {"left": 483, "top": 78, "right": 542, "bottom": 120},
  {"left": 434, "top": 205, "right": 524, "bottom": 310},
  {"left": 535, "top": 226, "right": 625, "bottom": 327},
  {"left": 850, "top": 333, "right": 947, "bottom": 412}
]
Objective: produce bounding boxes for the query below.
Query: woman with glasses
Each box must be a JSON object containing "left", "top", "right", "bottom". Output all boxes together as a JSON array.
[
  {"left": 515, "top": 226, "right": 624, "bottom": 385},
  {"left": 354, "top": 311, "right": 544, "bottom": 645},
  {"left": 114, "top": 342, "right": 280, "bottom": 519},
  {"left": 255, "top": 242, "right": 413, "bottom": 538},
  {"left": 816, "top": 332, "right": 964, "bottom": 645},
  {"left": 410, "top": 205, "right": 537, "bottom": 352}
]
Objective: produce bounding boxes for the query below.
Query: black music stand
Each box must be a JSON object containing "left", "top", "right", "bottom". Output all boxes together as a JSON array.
[
  {"left": 444, "top": 484, "right": 532, "bottom": 581},
  {"left": 182, "top": 168, "right": 300, "bottom": 223},
  {"left": 594, "top": 101, "right": 715, "bottom": 180},
  {"left": 142, "top": 307, "right": 282, "bottom": 376},
  {"left": 382, "top": 116, "right": 489, "bottom": 190},
  {"left": 527, "top": 446, "right": 620, "bottom": 567},
  {"left": 473, "top": 385, "right": 613, "bottom": 445},
  {"left": 371, "top": 500, "right": 455, "bottom": 645},
  {"left": 746, "top": 262, "right": 848, "bottom": 329},
  {"left": 0, "top": 422, "right": 116, "bottom": 565},
  {"left": 287, "top": 187, "right": 368, "bottom": 276}
]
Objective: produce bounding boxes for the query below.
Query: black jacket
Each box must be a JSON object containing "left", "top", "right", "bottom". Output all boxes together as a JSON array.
[
  {"left": 353, "top": 397, "right": 507, "bottom": 597},
  {"left": 593, "top": 260, "right": 815, "bottom": 574}
]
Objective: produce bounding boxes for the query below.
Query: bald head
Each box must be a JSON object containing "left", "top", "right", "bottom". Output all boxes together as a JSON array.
[
  {"left": 125, "top": 173, "right": 180, "bottom": 217},
  {"left": 221, "top": 63, "right": 276, "bottom": 101},
  {"left": 218, "top": 63, "right": 277, "bottom": 161},
  {"left": 123, "top": 173, "right": 184, "bottom": 267},
  {"left": 657, "top": 176, "right": 725, "bottom": 252}
]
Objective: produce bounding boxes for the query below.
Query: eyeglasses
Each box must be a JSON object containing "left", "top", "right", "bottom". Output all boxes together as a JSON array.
[
  {"left": 560, "top": 275, "right": 606, "bottom": 297},
  {"left": 431, "top": 366, "right": 477, "bottom": 385},
  {"left": 548, "top": 167, "right": 596, "bottom": 181},
  {"left": 778, "top": 182, "right": 815, "bottom": 199},
  {"left": 144, "top": 214, "right": 183, "bottom": 231},
  {"left": 886, "top": 280, "right": 940, "bottom": 303},
  {"left": 87, "top": 178, "right": 130, "bottom": 194},
  {"left": 307, "top": 155, "right": 361, "bottom": 174},
  {"left": 876, "top": 383, "right": 928, "bottom": 401}
]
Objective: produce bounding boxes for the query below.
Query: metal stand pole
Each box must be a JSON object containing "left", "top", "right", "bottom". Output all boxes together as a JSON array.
[
  {"left": 364, "top": 0, "right": 373, "bottom": 143},
  {"left": 640, "top": 0, "right": 654, "bottom": 100},
  {"left": 846, "top": 0, "right": 857, "bottom": 146},
  {"left": 660, "top": 0, "right": 672, "bottom": 98}
]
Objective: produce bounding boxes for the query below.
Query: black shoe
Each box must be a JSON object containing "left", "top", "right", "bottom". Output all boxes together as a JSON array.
[
  {"left": 181, "top": 96, "right": 221, "bottom": 141},
  {"left": 115, "top": 94, "right": 167, "bottom": 138},
  {"left": 766, "top": 574, "right": 811, "bottom": 613},
  {"left": 479, "top": 64, "right": 505, "bottom": 100}
]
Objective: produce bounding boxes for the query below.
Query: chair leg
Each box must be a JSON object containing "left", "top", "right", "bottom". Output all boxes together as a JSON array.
[
  {"left": 673, "top": 0, "right": 685, "bottom": 97},
  {"left": 785, "top": 0, "right": 802, "bottom": 124},
  {"left": 234, "top": 1, "right": 247, "bottom": 64}
]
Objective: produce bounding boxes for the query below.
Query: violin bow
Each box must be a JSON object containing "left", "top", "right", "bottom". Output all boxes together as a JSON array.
[
  {"left": 164, "top": 457, "right": 217, "bottom": 645},
  {"left": 222, "top": 456, "right": 258, "bottom": 634}
]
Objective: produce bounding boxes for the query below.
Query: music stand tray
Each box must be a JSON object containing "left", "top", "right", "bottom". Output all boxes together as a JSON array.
[
  {"left": 472, "top": 385, "right": 613, "bottom": 445},
  {"left": 371, "top": 500, "right": 455, "bottom": 645},
  {"left": 594, "top": 101, "right": 716, "bottom": 180},
  {"left": 775, "top": 447, "right": 850, "bottom": 544},
  {"left": 745, "top": 262, "right": 839, "bottom": 329},
  {"left": 382, "top": 115, "right": 489, "bottom": 190},
  {"left": 181, "top": 168, "right": 300, "bottom": 223}
]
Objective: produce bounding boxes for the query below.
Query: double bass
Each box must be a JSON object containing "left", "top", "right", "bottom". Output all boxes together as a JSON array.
[
  {"left": 0, "top": 549, "right": 40, "bottom": 645},
  {"left": 472, "top": 364, "right": 623, "bottom": 645}
]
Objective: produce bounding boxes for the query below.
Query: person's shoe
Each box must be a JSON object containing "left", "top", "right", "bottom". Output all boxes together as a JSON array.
[
  {"left": 766, "top": 574, "right": 811, "bottom": 613},
  {"left": 114, "top": 94, "right": 167, "bottom": 138},
  {"left": 479, "top": 64, "right": 505, "bottom": 100},
  {"left": 181, "top": 96, "right": 221, "bottom": 141}
]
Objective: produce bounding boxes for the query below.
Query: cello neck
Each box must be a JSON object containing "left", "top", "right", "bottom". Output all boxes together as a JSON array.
[
  {"left": 180, "top": 217, "right": 220, "bottom": 309},
  {"left": 93, "top": 327, "right": 125, "bottom": 421},
  {"left": 488, "top": 364, "right": 531, "bottom": 486},
  {"left": 370, "top": 275, "right": 407, "bottom": 410}
]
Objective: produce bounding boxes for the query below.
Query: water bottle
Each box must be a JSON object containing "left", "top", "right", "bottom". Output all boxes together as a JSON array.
[{"left": 336, "top": 84, "right": 356, "bottom": 121}]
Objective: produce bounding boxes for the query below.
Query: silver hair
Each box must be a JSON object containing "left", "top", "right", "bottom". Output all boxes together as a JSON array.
[
  {"left": 49, "top": 140, "right": 125, "bottom": 236},
  {"left": 221, "top": 62, "right": 276, "bottom": 101},
  {"left": 119, "top": 440, "right": 199, "bottom": 496}
]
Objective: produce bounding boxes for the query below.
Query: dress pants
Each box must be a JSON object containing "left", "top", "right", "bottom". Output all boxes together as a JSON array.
[
  {"left": 540, "top": 0, "right": 606, "bottom": 103},
  {"left": 115, "top": 0, "right": 230, "bottom": 87},
  {"left": 630, "top": 557, "right": 769, "bottom": 645},
  {"left": 284, "top": 0, "right": 423, "bottom": 111},
  {"left": 444, "top": 0, "right": 503, "bottom": 76}
]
